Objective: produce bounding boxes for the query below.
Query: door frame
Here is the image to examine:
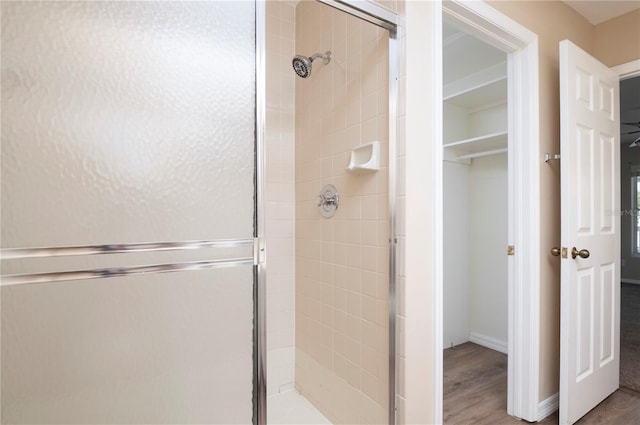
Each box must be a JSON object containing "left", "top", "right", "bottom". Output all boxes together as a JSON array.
[
  {"left": 612, "top": 59, "right": 640, "bottom": 80},
  {"left": 613, "top": 58, "right": 640, "bottom": 283},
  {"left": 435, "top": 1, "right": 541, "bottom": 422}
]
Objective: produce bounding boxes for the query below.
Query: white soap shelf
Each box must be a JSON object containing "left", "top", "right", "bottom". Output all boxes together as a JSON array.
[{"left": 347, "top": 141, "right": 380, "bottom": 174}]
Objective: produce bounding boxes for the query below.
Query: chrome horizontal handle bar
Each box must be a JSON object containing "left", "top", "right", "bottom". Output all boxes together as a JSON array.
[
  {"left": 1, "top": 239, "right": 254, "bottom": 260},
  {"left": 1, "top": 257, "right": 254, "bottom": 286}
]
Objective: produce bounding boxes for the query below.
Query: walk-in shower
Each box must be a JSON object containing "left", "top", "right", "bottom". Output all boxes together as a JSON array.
[
  {"left": 266, "top": 1, "right": 399, "bottom": 424},
  {"left": 292, "top": 51, "right": 331, "bottom": 78}
]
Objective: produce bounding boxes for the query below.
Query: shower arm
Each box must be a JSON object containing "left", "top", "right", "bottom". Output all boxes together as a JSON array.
[{"left": 309, "top": 51, "right": 331, "bottom": 64}]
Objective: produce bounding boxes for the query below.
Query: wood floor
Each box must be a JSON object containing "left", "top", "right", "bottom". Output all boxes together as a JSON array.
[{"left": 444, "top": 342, "right": 640, "bottom": 424}]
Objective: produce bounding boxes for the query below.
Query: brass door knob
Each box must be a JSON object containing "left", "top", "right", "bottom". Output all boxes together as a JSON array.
[
  {"left": 550, "top": 247, "right": 561, "bottom": 256},
  {"left": 571, "top": 247, "right": 590, "bottom": 259}
]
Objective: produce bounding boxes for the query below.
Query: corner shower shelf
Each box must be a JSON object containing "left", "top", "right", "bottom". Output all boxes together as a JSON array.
[
  {"left": 347, "top": 141, "right": 380, "bottom": 174},
  {"left": 443, "top": 131, "right": 508, "bottom": 160}
]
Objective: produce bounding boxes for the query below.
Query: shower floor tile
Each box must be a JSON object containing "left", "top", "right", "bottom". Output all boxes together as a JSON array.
[{"left": 267, "top": 389, "right": 332, "bottom": 424}]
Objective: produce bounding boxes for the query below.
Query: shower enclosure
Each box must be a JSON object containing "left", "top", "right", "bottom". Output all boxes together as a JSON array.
[
  {"left": 1, "top": 1, "right": 399, "bottom": 424},
  {"left": 1, "top": 1, "right": 262, "bottom": 423},
  {"left": 265, "top": 1, "right": 399, "bottom": 424}
]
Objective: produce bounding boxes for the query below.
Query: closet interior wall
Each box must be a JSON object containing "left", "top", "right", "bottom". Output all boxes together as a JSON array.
[{"left": 443, "top": 21, "right": 509, "bottom": 352}]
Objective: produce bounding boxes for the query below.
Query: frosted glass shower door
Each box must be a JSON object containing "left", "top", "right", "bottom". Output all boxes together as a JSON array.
[{"left": 1, "top": 1, "right": 258, "bottom": 424}]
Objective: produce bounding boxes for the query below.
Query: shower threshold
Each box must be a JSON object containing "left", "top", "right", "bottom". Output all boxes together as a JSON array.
[{"left": 267, "top": 389, "right": 332, "bottom": 424}]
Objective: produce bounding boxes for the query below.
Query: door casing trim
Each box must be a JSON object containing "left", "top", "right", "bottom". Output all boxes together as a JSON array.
[{"left": 435, "top": 1, "right": 541, "bottom": 422}]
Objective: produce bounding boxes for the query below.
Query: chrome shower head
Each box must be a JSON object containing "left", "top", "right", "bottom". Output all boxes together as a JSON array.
[{"left": 292, "top": 51, "right": 331, "bottom": 78}]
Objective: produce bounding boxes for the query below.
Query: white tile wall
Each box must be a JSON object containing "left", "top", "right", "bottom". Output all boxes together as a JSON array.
[{"left": 266, "top": 0, "right": 297, "bottom": 397}]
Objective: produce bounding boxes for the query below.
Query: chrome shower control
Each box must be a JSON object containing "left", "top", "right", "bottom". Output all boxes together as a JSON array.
[{"left": 317, "top": 184, "right": 339, "bottom": 218}]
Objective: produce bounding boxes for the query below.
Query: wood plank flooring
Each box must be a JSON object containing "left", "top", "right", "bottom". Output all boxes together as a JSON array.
[{"left": 444, "top": 342, "right": 640, "bottom": 424}]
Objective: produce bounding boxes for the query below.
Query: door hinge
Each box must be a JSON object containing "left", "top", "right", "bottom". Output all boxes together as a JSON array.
[{"left": 507, "top": 245, "right": 515, "bottom": 256}]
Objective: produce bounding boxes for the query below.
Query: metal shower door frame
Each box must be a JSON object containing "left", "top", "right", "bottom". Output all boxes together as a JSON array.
[{"left": 254, "top": 1, "right": 267, "bottom": 423}]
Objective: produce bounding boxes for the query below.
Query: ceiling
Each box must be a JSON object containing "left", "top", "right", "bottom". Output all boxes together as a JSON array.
[{"left": 563, "top": 0, "right": 640, "bottom": 25}]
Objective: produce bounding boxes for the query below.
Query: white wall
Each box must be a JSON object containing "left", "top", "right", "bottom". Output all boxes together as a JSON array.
[
  {"left": 442, "top": 153, "right": 508, "bottom": 352},
  {"left": 443, "top": 103, "right": 469, "bottom": 143},
  {"left": 443, "top": 161, "right": 470, "bottom": 348},
  {"left": 469, "top": 102, "right": 507, "bottom": 136},
  {"left": 468, "top": 153, "right": 508, "bottom": 350},
  {"left": 402, "top": 0, "right": 439, "bottom": 422},
  {"left": 442, "top": 34, "right": 507, "bottom": 351}
]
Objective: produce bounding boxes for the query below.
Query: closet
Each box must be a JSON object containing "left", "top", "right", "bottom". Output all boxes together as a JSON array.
[{"left": 443, "top": 21, "right": 509, "bottom": 353}]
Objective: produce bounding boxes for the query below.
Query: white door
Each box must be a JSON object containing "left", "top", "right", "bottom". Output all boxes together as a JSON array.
[{"left": 559, "top": 40, "right": 620, "bottom": 425}]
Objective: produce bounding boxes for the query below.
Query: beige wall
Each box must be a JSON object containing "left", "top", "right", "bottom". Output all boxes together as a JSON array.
[
  {"left": 294, "top": 1, "right": 391, "bottom": 423},
  {"left": 594, "top": 9, "right": 640, "bottom": 68},
  {"left": 401, "top": 0, "right": 640, "bottom": 422},
  {"left": 274, "top": 0, "right": 637, "bottom": 422},
  {"left": 265, "top": 0, "right": 297, "bottom": 397},
  {"left": 485, "top": 0, "right": 639, "bottom": 403}
]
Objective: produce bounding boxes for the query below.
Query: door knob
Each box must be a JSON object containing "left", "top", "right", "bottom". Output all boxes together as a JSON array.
[
  {"left": 571, "top": 247, "right": 590, "bottom": 259},
  {"left": 550, "top": 247, "right": 561, "bottom": 256}
]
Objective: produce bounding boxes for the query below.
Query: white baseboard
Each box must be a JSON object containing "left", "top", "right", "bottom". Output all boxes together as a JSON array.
[
  {"left": 469, "top": 332, "right": 507, "bottom": 354},
  {"left": 537, "top": 392, "right": 558, "bottom": 421},
  {"left": 622, "top": 278, "right": 640, "bottom": 285}
]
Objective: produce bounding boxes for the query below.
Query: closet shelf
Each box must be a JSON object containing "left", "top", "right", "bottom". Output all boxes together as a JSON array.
[
  {"left": 444, "top": 77, "right": 507, "bottom": 110},
  {"left": 444, "top": 131, "right": 508, "bottom": 159}
]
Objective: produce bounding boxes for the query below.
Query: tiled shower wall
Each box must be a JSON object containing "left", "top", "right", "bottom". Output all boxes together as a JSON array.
[
  {"left": 294, "top": 1, "right": 390, "bottom": 423},
  {"left": 265, "top": 0, "right": 296, "bottom": 397}
]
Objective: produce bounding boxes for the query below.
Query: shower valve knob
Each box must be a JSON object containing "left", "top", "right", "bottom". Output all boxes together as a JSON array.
[
  {"left": 317, "top": 184, "right": 339, "bottom": 218},
  {"left": 317, "top": 193, "right": 337, "bottom": 207}
]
